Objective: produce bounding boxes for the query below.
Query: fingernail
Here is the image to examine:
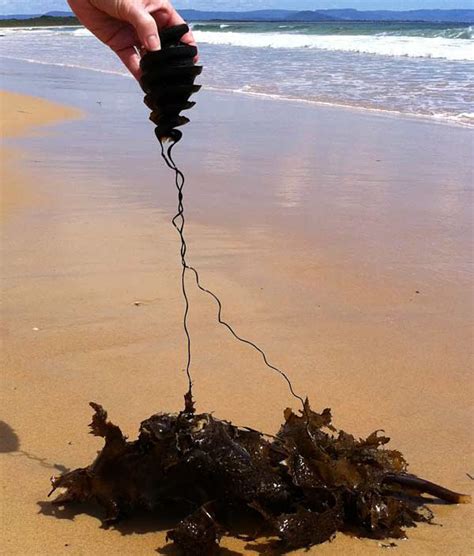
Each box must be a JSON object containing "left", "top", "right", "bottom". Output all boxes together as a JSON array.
[{"left": 146, "top": 34, "right": 160, "bottom": 51}]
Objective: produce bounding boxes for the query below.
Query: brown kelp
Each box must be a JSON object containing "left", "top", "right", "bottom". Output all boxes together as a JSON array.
[
  {"left": 50, "top": 24, "right": 470, "bottom": 555},
  {"left": 50, "top": 399, "right": 469, "bottom": 554}
]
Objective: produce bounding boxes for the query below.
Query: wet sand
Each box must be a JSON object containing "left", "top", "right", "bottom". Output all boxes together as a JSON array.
[
  {"left": 0, "top": 92, "right": 82, "bottom": 216},
  {"left": 1, "top": 88, "right": 473, "bottom": 555}
]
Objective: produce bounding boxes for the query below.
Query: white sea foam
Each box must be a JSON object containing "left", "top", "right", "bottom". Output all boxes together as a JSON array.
[
  {"left": 2, "top": 25, "right": 472, "bottom": 61},
  {"left": 193, "top": 31, "right": 474, "bottom": 61},
  {"left": 0, "top": 25, "right": 96, "bottom": 40},
  {"left": 72, "top": 27, "right": 93, "bottom": 37},
  {"left": 0, "top": 26, "right": 62, "bottom": 36}
]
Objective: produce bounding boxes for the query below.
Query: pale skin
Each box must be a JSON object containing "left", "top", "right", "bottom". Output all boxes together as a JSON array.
[{"left": 67, "top": 0, "right": 196, "bottom": 80}]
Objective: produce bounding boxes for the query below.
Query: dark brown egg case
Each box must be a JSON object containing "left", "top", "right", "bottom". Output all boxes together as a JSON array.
[{"left": 140, "top": 24, "right": 202, "bottom": 142}]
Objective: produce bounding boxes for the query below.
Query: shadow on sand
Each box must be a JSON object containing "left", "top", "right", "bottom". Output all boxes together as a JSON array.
[
  {"left": 37, "top": 501, "right": 243, "bottom": 554},
  {"left": 0, "top": 419, "right": 69, "bottom": 473}
]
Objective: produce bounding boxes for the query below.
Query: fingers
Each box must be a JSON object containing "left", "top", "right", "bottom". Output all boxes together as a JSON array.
[
  {"left": 115, "top": 45, "right": 142, "bottom": 80},
  {"left": 126, "top": 5, "right": 161, "bottom": 51},
  {"left": 166, "top": 9, "right": 197, "bottom": 55},
  {"left": 181, "top": 28, "right": 197, "bottom": 49},
  {"left": 123, "top": 3, "right": 197, "bottom": 53},
  {"left": 167, "top": 16, "right": 196, "bottom": 48},
  {"left": 151, "top": 2, "right": 197, "bottom": 49}
]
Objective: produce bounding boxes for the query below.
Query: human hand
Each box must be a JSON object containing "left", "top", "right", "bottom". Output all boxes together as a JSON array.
[{"left": 67, "top": 0, "right": 196, "bottom": 80}]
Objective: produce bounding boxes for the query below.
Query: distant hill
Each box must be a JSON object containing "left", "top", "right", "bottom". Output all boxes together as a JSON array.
[
  {"left": 45, "top": 11, "right": 77, "bottom": 17},
  {"left": 0, "top": 11, "right": 73, "bottom": 19},
  {"left": 323, "top": 9, "right": 474, "bottom": 23},
  {"left": 0, "top": 8, "right": 473, "bottom": 25},
  {"left": 178, "top": 9, "right": 336, "bottom": 22},
  {"left": 0, "top": 14, "right": 41, "bottom": 20},
  {"left": 0, "top": 15, "right": 79, "bottom": 27},
  {"left": 287, "top": 11, "right": 336, "bottom": 22},
  {"left": 179, "top": 10, "right": 295, "bottom": 21}
]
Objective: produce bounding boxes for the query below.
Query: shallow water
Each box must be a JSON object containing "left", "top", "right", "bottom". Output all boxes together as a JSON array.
[
  {"left": 1, "top": 22, "right": 473, "bottom": 125},
  {"left": 3, "top": 57, "right": 472, "bottom": 290}
]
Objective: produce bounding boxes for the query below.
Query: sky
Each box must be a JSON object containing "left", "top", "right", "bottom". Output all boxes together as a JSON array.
[{"left": 1, "top": 0, "right": 472, "bottom": 15}]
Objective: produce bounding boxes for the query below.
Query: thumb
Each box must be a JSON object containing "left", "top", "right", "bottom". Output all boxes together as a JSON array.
[{"left": 127, "top": 6, "right": 161, "bottom": 51}]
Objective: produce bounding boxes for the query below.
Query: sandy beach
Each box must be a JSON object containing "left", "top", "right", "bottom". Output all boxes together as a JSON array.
[{"left": 1, "top": 78, "right": 473, "bottom": 556}]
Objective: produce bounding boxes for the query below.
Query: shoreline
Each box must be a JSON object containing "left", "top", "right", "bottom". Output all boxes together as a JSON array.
[
  {"left": 1, "top": 87, "right": 472, "bottom": 555},
  {"left": 0, "top": 55, "right": 472, "bottom": 129},
  {"left": 206, "top": 85, "right": 474, "bottom": 129}
]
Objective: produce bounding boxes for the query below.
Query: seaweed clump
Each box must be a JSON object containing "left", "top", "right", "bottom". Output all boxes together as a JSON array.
[{"left": 49, "top": 398, "right": 470, "bottom": 554}]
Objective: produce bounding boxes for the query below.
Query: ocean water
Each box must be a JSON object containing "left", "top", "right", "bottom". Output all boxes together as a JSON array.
[{"left": 1, "top": 21, "right": 473, "bottom": 125}]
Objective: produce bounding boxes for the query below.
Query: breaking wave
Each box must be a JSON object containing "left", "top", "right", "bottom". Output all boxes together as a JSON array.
[{"left": 193, "top": 31, "right": 473, "bottom": 61}]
